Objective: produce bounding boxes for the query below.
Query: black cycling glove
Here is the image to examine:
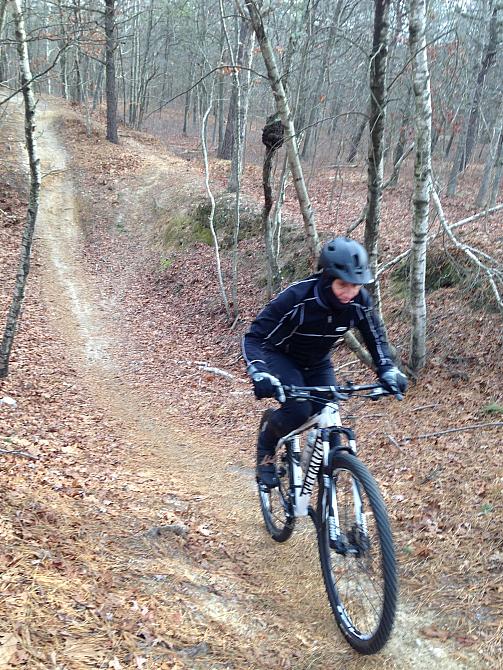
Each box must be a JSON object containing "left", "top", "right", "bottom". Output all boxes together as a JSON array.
[
  {"left": 379, "top": 366, "right": 408, "bottom": 399},
  {"left": 247, "top": 366, "right": 286, "bottom": 403}
]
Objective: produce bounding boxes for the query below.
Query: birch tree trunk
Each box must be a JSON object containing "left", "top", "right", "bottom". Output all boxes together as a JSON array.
[
  {"left": 245, "top": 0, "right": 319, "bottom": 263},
  {"left": 0, "top": 0, "right": 8, "bottom": 83},
  {"left": 0, "top": 0, "right": 42, "bottom": 378},
  {"left": 364, "top": 0, "right": 390, "bottom": 313},
  {"left": 201, "top": 93, "right": 231, "bottom": 321},
  {"left": 408, "top": 0, "right": 432, "bottom": 375},
  {"left": 219, "top": 2, "right": 242, "bottom": 318},
  {"left": 228, "top": 19, "right": 255, "bottom": 193}
]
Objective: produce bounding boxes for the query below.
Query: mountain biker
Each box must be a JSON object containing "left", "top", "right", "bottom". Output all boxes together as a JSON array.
[{"left": 242, "top": 237, "right": 407, "bottom": 489}]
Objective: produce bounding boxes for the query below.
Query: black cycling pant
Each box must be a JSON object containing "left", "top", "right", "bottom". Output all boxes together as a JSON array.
[{"left": 258, "top": 349, "right": 336, "bottom": 452}]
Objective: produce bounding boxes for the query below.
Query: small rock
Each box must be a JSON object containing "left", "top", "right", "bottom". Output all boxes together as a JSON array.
[
  {"left": 180, "top": 642, "right": 210, "bottom": 658},
  {"left": 0, "top": 396, "right": 17, "bottom": 408},
  {"left": 147, "top": 523, "right": 188, "bottom": 539}
]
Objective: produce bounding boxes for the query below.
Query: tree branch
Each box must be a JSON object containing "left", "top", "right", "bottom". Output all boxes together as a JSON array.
[
  {"left": 144, "top": 64, "right": 268, "bottom": 121},
  {"left": 403, "top": 422, "right": 503, "bottom": 441},
  {"left": 0, "top": 43, "right": 70, "bottom": 106},
  {"left": 432, "top": 188, "right": 503, "bottom": 312},
  {"left": 449, "top": 203, "right": 503, "bottom": 230}
]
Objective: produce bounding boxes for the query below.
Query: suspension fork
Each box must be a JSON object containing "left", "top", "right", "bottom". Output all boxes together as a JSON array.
[
  {"left": 323, "top": 435, "right": 366, "bottom": 552},
  {"left": 288, "top": 435, "right": 310, "bottom": 517},
  {"left": 320, "top": 438, "right": 342, "bottom": 546}
]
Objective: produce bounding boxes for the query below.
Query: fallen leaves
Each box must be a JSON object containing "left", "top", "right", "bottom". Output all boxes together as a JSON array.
[
  {"left": 1, "top": 101, "right": 502, "bottom": 668},
  {"left": 0, "top": 633, "right": 19, "bottom": 669}
]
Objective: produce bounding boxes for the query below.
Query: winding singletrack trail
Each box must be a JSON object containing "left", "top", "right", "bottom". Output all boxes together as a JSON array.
[{"left": 7, "top": 99, "right": 484, "bottom": 669}]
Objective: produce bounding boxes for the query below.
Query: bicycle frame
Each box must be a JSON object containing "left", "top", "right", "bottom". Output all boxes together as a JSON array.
[{"left": 276, "top": 401, "right": 359, "bottom": 522}]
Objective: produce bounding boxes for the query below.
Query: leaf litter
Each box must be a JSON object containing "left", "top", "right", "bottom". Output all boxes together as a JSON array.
[{"left": 0, "top": 98, "right": 502, "bottom": 669}]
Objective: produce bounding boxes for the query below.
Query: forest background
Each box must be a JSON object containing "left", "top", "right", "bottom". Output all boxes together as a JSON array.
[{"left": 0, "top": 0, "right": 502, "bottom": 668}]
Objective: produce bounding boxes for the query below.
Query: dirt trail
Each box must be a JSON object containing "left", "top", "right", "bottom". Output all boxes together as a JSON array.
[{"left": 26, "top": 105, "right": 483, "bottom": 669}]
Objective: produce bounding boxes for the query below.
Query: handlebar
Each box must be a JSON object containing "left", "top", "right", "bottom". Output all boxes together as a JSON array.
[{"left": 282, "top": 383, "right": 393, "bottom": 403}]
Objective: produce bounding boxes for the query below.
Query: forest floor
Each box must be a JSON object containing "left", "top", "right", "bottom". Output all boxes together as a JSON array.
[{"left": 0, "top": 95, "right": 502, "bottom": 670}]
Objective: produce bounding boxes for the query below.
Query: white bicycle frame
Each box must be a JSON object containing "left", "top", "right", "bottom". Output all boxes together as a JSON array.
[{"left": 276, "top": 401, "right": 361, "bottom": 538}]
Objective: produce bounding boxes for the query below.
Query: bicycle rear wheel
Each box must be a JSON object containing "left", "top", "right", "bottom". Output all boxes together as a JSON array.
[
  {"left": 258, "top": 440, "right": 295, "bottom": 542},
  {"left": 317, "top": 451, "right": 397, "bottom": 654}
]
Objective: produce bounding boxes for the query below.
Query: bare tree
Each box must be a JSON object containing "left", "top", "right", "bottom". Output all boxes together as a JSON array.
[
  {"left": 408, "top": 0, "right": 432, "bottom": 375},
  {"left": 105, "top": 0, "right": 118, "bottom": 143},
  {"left": 201, "top": 91, "right": 231, "bottom": 322},
  {"left": 461, "top": 3, "right": 501, "bottom": 171},
  {"left": 476, "top": 101, "right": 503, "bottom": 208},
  {"left": 0, "top": 0, "right": 41, "bottom": 378},
  {"left": 261, "top": 112, "right": 283, "bottom": 296},
  {"left": 245, "top": 0, "right": 319, "bottom": 263},
  {"left": 364, "top": 0, "right": 391, "bottom": 311},
  {"left": 447, "top": 2, "right": 502, "bottom": 195},
  {"left": 489, "top": 128, "right": 503, "bottom": 205},
  {"left": 0, "top": 0, "right": 8, "bottom": 83}
]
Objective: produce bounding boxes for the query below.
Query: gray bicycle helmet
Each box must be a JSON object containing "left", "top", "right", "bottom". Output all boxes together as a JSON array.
[{"left": 318, "top": 237, "right": 373, "bottom": 284}]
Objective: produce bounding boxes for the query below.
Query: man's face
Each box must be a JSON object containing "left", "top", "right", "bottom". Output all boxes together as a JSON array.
[{"left": 331, "top": 278, "right": 362, "bottom": 303}]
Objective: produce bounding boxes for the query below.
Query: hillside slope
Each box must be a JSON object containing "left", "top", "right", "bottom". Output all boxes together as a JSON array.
[{"left": 1, "top": 97, "right": 501, "bottom": 669}]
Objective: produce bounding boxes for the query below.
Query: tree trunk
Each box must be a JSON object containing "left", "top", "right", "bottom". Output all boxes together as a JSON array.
[
  {"left": 388, "top": 87, "right": 412, "bottom": 187},
  {"left": 92, "top": 56, "right": 105, "bottom": 111},
  {"left": 364, "top": 0, "right": 390, "bottom": 311},
  {"left": 105, "top": 0, "right": 119, "bottom": 143},
  {"left": 446, "top": 123, "right": 465, "bottom": 196},
  {"left": 408, "top": 0, "right": 432, "bottom": 376},
  {"left": 134, "top": 0, "right": 155, "bottom": 130},
  {"left": 218, "top": 90, "right": 235, "bottom": 159},
  {"left": 245, "top": 0, "right": 319, "bottom": 263},
  {"left": 444, "top": 130, "right": 455, "bottom": 158},
  {"left": 489, "top": 128, "right": 503, "bottom": 206},
  {"left": 0, "top": 0, "right": 8, "bottom": 83},
  {"left": 219, "top": 5, "right": 243, "bottom": 318},
  {"left": 461, "top": 5, "right": 500, "bottom": 171},
  {"left": 476, "top": 104, "right": 503, "bottom": 209},
  {"left": 0, "top": 0, "right": 42, "bottom": 378},
  {"left": 347, "top": 104, "right": 369, "bottom": 163},
  {"left": 228, "top": 20, "right": 255, "bottom": 193},
  {"left": 183, "top": 63, "right": 194, "bottom": 135},
  {"left": 217, "top": 70, "right": 225, "bottom": 149},
  {"left": 262, "top": 131, "right": 280, "bottom": 298},
  {"left": 300, "top": 2, "right": 342, "bottom": 160},
  {"left": 201, "top": 95, "right": 231, "bottom": 321},
  {"left": 55, "top": 0, "right": 68, "bottom": 99}
]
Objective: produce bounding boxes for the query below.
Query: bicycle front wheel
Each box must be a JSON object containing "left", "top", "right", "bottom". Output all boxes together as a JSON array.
[
  {"left": 317, "top": 451, "right": 397, "bottom": 654},
  {"left": 258, "top": 441, "right": 295, "bottom": 543}
]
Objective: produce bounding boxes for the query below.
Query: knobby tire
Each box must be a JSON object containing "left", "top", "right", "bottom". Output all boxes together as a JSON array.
[
  {"left": 258, "top": 441, "right": 295, "bottom": 543},
  {"left": 317, "top": 451, "right": 397, "bottom": 654}
]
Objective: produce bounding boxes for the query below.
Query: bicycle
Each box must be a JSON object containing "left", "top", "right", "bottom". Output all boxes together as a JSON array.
[{"left": 257, "top": 382, "right": 398, "bottom": 655}]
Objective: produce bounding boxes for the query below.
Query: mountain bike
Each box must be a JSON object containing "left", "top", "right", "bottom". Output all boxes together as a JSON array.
[{"left": 257, "top": 383, "right": 398, "bottom": 655}]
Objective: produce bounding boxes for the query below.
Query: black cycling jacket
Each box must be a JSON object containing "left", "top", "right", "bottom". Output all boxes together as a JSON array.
[{"left": 242, "top": 272, "right": 395, "bottom": 372}]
